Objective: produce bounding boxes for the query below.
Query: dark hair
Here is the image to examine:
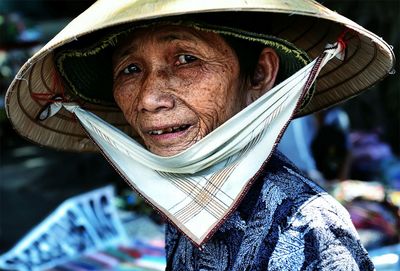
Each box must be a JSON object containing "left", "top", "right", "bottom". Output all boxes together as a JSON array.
[
  {"left": 223, "top": 36, "right": 263, "bottom": 83},
  {"left": 223, "top": 35, "right": 286, "bottom": 86}
]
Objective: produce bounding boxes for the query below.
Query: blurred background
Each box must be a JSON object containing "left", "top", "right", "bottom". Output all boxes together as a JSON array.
[{"left": 0, "top": 0, "right": 399, "bottom": 270}]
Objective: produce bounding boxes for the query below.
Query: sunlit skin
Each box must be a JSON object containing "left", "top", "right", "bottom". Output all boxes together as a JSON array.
[{"left": 112, "top": 25, "right": 279, "bottom": 156}]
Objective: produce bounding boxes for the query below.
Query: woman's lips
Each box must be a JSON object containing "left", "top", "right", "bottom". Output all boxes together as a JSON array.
[
  {"left": 140, "top": 121, "right": 198, "bottom": 156},
  {"left": 144, "top": 123, "right": 193, "bottom": 142},
  {"left": 147, "top": 124, "right": 191, "bottom": 135}
]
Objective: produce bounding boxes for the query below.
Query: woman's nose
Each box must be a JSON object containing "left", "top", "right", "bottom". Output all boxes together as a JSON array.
[{"left": 137, "top": 70, "right": 175, "bottom": 113}]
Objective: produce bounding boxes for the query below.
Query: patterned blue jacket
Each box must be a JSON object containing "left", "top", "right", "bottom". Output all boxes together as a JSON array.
[{"left": 165, "top": 151, "right": 374, "bottom": 270}]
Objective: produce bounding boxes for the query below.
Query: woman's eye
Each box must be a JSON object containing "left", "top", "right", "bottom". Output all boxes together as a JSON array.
[
  {"left": 177, "top": 55, "right": 197, "bottom": 65},
  {"left": 123, "top": 64, "right": 141, "bottom": 75}
]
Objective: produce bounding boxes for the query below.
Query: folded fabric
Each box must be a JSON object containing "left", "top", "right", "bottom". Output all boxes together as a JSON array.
[{"left": 57, "top": 42, "right": 344, "bottom": 246}]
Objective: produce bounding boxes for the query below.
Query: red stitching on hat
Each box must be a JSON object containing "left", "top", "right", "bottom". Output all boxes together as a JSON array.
[
  {"left": 336, "top": 28, "right": 357, "bottom": 58},
  {"left": 31, "top": 68, "right": 68, "bottom": 103},
  {"left": 337, "top": 29, "right": 349, "bottom": 51}
]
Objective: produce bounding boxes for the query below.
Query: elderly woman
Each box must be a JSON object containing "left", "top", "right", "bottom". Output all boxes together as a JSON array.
[
  {"left": 5, "top": 0, "right": 394, "bottom": 270},
  {"left": 112, "top": 24, "right": 279, "bottom": 157}
]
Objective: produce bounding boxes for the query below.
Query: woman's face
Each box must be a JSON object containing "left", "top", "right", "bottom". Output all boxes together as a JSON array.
[{"left": 112, "top": 25, "right": 246, "bottom": 156}]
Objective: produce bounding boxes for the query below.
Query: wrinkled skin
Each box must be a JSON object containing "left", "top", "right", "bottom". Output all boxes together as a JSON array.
[{"left": 112, "top": 25, "right": 278, "bottom": 156}]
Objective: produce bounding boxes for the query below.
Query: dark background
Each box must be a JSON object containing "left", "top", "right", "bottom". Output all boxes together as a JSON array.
[{"left": 0, "top": 0, "right": 399, "bottom": 253}]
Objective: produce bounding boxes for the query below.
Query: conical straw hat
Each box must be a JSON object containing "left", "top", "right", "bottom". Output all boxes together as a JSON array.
[{"left": 5, "top": 0, "right": 395, "bottom": 152}]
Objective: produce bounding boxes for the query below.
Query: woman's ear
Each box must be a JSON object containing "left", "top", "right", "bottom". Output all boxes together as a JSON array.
[{"left": 246, "top": 47, "right": 279, "bottom": 105}]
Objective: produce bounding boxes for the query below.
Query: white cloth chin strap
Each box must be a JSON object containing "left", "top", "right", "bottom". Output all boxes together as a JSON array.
[{"left": 57, "top": 43, "right": 344, "bottom": 246}]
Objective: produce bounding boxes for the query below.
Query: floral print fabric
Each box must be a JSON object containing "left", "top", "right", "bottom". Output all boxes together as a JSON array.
[{"left": 165, "top": 151, "right": 374, "bottom": 270}]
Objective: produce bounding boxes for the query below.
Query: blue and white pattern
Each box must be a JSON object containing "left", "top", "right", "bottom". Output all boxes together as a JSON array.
[{"left": 165, "top": 151, "right": 374, "bottom": 270}]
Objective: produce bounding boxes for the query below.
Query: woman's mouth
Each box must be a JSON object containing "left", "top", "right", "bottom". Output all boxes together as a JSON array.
[
  {"left": 141, "top": 122, "right": 198, "bottom": 156},
  {"left": 147, "top": 124, "right": 191, "bottom": 135}
]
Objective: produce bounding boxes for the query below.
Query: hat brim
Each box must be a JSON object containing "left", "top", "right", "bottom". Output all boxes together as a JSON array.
[
  {"left": 54, "top": 19, "right": 312, "bottom": 108},
  {"left": 5, "top": 0, "right": 395, "bottom": 152}
]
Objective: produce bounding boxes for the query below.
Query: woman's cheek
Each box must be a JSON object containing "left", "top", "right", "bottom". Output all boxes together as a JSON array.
[
  {"left": 113, "top": 90, "right": 124, "bottom": 108},
  {"left": 113, "top": 88, "right": 135, "bottom": 126}
]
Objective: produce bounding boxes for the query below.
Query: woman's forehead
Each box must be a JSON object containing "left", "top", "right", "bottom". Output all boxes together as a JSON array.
[{"left": 113, "top": 25, "right": 225, "bottom": 57}]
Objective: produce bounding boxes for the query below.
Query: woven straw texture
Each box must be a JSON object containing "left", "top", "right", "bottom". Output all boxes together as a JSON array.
[{"left": 5, "top": 0, "right": 395, "bottom": 152}]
